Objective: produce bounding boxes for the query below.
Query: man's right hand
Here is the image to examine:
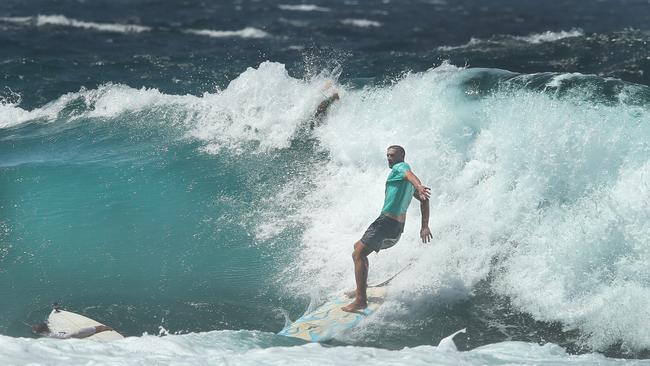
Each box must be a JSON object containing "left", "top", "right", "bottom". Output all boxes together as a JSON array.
[{"left": 420, "top": 227, "right": 433, "bottom": 243}]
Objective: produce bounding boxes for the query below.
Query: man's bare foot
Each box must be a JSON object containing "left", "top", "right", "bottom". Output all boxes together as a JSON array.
[{"left": 341, "top": 300, "right": 367, "bottom": 313}]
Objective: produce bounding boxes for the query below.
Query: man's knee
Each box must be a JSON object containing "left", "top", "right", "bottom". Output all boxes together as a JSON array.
[{"left": 352, "top": 241, "right": 369, "bottom": 260}]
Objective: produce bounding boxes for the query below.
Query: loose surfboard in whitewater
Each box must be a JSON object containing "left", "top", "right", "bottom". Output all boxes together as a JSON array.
[
  {"left": 47, "top": 308, "right": 124, "bottom": 341},
  {"left": 278, "top": 286, "right": 386, "bottom": 342}
]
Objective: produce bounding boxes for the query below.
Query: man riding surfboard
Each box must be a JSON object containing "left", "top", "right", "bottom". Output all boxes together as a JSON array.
[{"left": 342, "top": 145, "right": 431, "bottom": 313}]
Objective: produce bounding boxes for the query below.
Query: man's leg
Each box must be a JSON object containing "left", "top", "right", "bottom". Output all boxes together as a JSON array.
[{"left": 341, "top": 240, "right": 373, "bottom": 312}]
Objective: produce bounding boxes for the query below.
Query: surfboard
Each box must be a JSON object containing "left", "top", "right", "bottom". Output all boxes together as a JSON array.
[
  {"left": 279, "top": 264, "right": 412, "bottom": 342},
  {"left": 278, "top": 286, "right": 387, "bottom": 342},
  {"left": 47, "top": 309, "right": 124, "bottom": 341}
]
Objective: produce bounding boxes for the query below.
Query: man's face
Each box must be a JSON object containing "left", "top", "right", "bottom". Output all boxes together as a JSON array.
[{"left": 386, "top": 148, "right": 403, "bottom": 168}]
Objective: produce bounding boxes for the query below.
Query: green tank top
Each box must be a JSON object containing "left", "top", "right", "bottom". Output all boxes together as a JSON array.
[{"left": 381, "top": 162, "right": 415, "bottom": 215}]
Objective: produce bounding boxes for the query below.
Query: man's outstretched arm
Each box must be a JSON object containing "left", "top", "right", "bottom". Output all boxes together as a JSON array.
[
  {"left": 404, "top": 170, "right": 430, "bottom": 201},
  {"left": 313, "top": 80, "right": 340, "bottom": 123},
  {"left": 315, "top": 92, "right": 339, "bottom": 118}
]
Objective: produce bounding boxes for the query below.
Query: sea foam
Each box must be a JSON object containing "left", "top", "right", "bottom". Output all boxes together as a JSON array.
[{"left": 0, "top": 330, "right": 624, "bottom": 366}]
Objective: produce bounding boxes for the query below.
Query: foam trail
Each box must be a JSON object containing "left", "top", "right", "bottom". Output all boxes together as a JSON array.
[
  {"left": 278, "top": 4, "right": 332, "bottom": 12},
  {"left": 438, "top": 38, "right": 483, "bottom": 51},
  {"left": 183, "top": 27, "right": 270, "bottom": 39},
  {"left": 438, "top": 29, "right": 584, "bottom": 50},
  {"left": 340, "top": 19, "right": 382, "bottom": 28},
  {"left": 514, "top": 29, "right": 584, "bottom": 43},
  {"left": 1, "top": 15, "right": 269, "bottom": 39},
  {"left": 0, "top": 16, "right": 32, "bottom": 24},
  {"left": 0, "top": 15, "right": 151, "bottom": 33}
]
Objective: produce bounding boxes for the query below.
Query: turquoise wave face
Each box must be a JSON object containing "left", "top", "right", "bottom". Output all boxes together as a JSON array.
[
  {"left": 0, "top": 107, "right": 323, "bottom": 337},
  {"left": 2, "top": 63, "right": 650, "bottom": 357}
]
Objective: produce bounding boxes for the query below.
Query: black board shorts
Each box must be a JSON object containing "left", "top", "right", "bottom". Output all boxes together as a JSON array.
[{"left": 360, "top": 215, "right": 405, "bottom": 253}]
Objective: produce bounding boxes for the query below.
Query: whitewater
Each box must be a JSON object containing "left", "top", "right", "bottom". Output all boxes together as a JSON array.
[
  {"left": 2, "top": 329, "right": 642, "bottom": 366},
  {"left": 1, "top": 61, "right": 650, "bottom": 364}
]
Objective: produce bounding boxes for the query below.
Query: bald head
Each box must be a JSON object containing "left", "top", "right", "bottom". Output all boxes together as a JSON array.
[{"left": 386, "top": 145, "right": 405, "bottom": 168}]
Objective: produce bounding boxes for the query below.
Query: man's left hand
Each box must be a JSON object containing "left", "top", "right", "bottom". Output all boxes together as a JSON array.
[
  {"left": 420, "top": 227, "right": 432, "bottom": 243},
  {"left": 416, "top": 185, "right": 431, "bottom": 201}
]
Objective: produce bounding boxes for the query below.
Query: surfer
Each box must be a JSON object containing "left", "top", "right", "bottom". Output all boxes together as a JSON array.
[
  {"left": 342, "top": 145, "right": 432, "bottom": 313},
  {"left": 31, "top": 322, "right": 113, "bottom": 339},
  {"left": 310, "top": 81, "right": 339, "bottom": 130}
]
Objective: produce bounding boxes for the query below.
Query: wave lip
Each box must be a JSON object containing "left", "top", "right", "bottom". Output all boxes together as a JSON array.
[
  {"left": 183, "top": 27, "right": 270, "bottom": 39},
  {"left": 278, "top": 4, "right": 331, "bottom": 12},
  {"left": 0, "top": 14, "right": 151, "bottom": 33},
  {"left": 340, "top": 19, "right": 382, "bottom": 28}
]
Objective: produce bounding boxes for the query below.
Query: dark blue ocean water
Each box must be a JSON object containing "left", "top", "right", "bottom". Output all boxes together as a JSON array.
[
  {"left": 2, "top": 0, "right": 649, "bottom": 108},
  {"left": 1, "top": 1, "right": 650, "bottom": 364}
]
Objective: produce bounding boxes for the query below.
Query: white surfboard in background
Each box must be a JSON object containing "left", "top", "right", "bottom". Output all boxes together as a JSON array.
[{"left": 47, "top": 309, "right": 124, "bottom": 341}]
